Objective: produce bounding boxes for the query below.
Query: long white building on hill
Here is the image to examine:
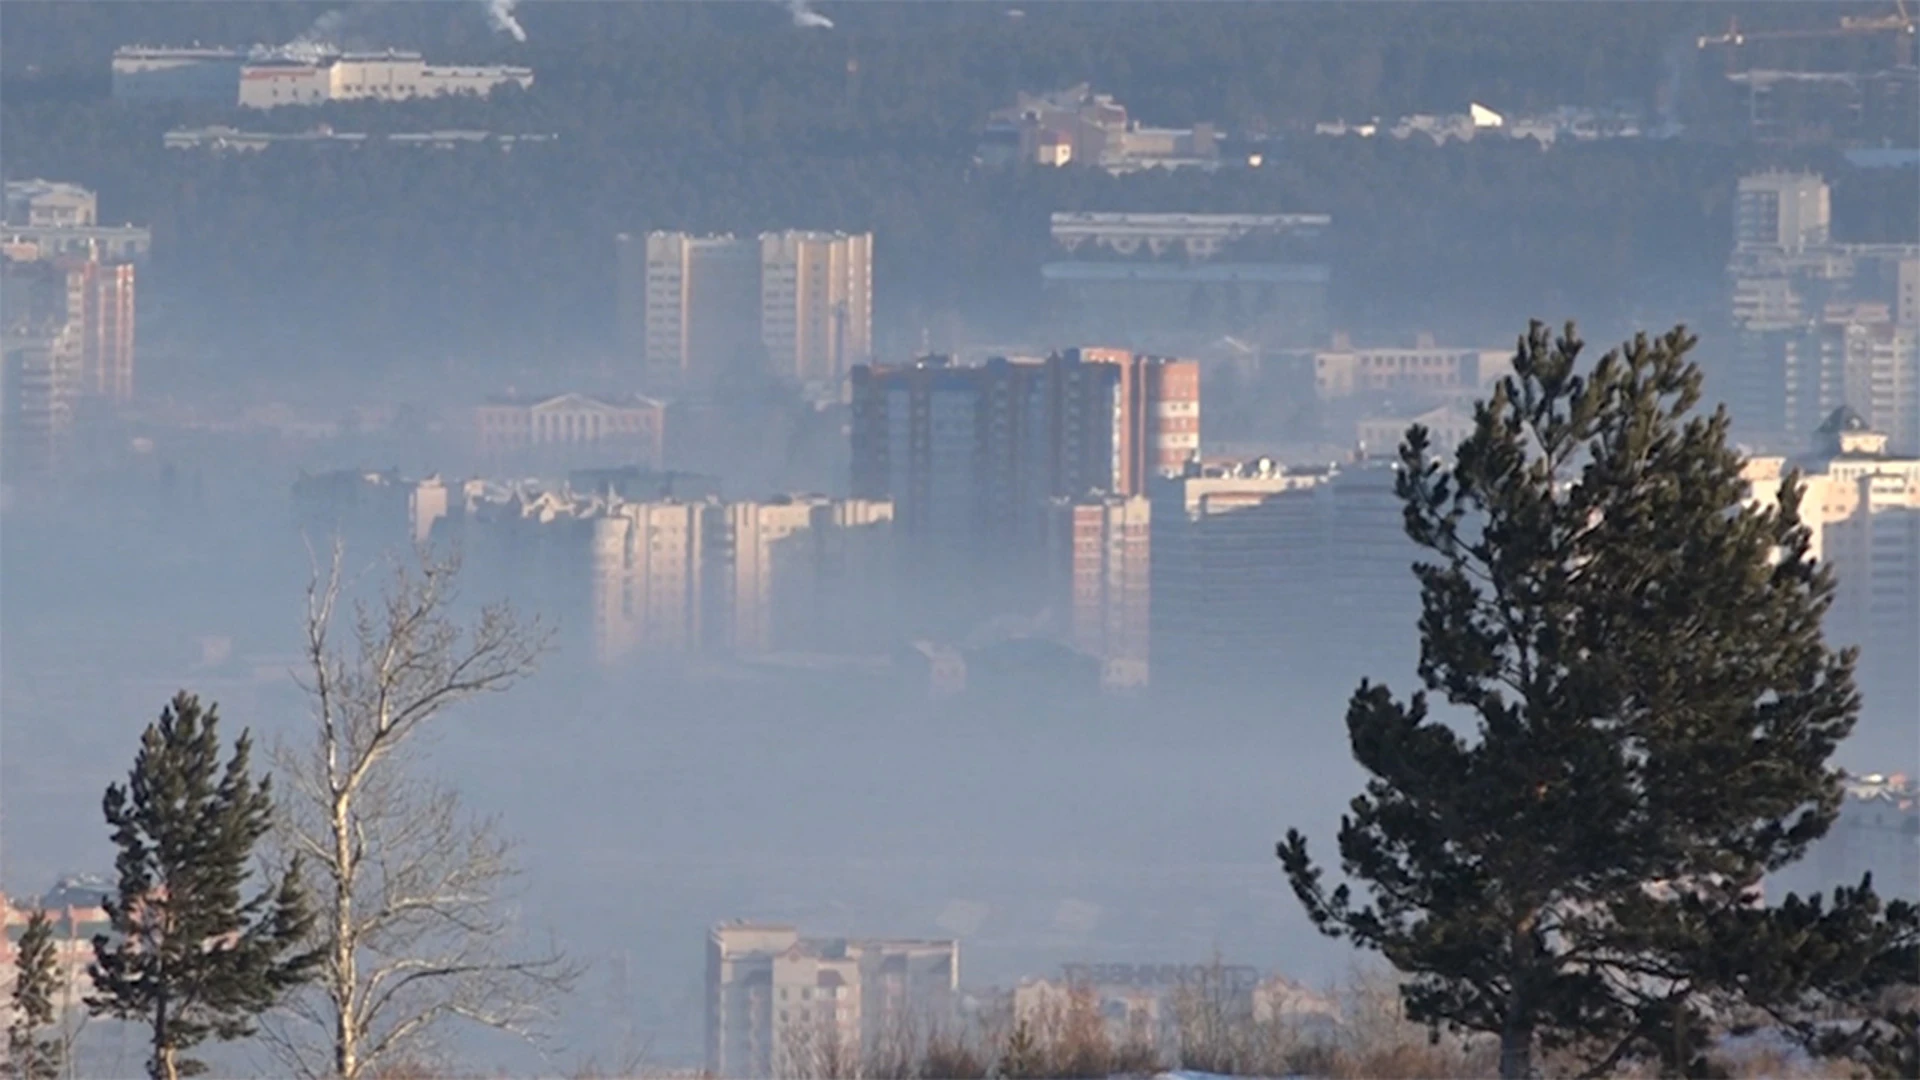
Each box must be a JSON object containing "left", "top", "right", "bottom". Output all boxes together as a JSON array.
[{"left": 110, "top": 46, "right": 533, "bottom": 107}]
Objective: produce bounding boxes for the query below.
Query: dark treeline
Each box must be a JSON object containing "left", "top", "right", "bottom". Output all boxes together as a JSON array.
[{"left": 2, "top": 2, "right": 1915, "bottom": 378}]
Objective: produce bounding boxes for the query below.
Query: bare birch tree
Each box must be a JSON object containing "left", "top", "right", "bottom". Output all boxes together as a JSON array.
[{"left": 266, "top": 543, "right": 574, "bottom": 1079}]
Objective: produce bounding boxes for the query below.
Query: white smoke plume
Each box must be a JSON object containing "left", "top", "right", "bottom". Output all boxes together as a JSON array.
[
  {"left": 486, "top": 0, "right": 528, "bottom": 42},
  {"left": 785, "top": 0, "right": 833, "bottom": 30}
]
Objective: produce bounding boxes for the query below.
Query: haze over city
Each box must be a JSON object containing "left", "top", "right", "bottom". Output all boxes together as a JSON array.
[{"left": 0, "top": 3, "right": 1916, "bottom": 1078}]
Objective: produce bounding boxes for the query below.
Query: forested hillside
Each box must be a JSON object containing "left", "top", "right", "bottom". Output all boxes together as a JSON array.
[{"left": 3, "top": 2, "right": 1913, "bottom": 378}]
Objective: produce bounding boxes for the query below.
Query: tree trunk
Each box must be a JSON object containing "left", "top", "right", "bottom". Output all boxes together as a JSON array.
[
  {"left": 1499, "top": 1021, "right": 1534, "bottom": 1080},
  {"left": 332, "top": 792, "right": 358, "bottom": 1080},
  {"left": 152, "top": 994, "right": 175, "bottom": 1080}
]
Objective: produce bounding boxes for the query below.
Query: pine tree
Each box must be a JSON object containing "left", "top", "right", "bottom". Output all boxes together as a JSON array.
[
  {"left": 87, "top": 691, "right": 320, "bottom": 1080},
  {"left": 1278, "top": 322, "right": 1899, "bottom": 1078},
  {"left": 6, "top": 909, "right": 64, "bottom": 1080}
]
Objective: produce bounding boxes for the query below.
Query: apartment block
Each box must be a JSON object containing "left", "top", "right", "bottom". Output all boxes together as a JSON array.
[
  {"left": 760, "top": 231, "right": 873, "bottom": 384},
  {"left": 718, "top": 496, "right": 895, "bottom": 655},
  {"left": 418, "top": 481, "right": 894, "bottom": 664},
  {"left": 290, "top": 469, "right": 451, "bottom": 553},
  {"left": 1744, "top": 409, "right": 1920, "bottom": 730},
  {"left": 622, "top": 230, "right": 874, "bottom": 390},
  {"left": 1736, "top": 170, "right": 1832, "bottom": 254},
  {"left": 4, "top": 242, "right": 138, "bottom": 407},
  {"left": 630, "top": 232, "right": 764, "bottom": 387},
  {"left": 1, "top": 329, "right": 81, "bottom": 487},
  {"left": 64, "top": 257, "right": 136, "bottom": 401},
  {"left": 850, "top": 349, "right": 1198, "bottom": 556},
  {"left": 707, "top": 922, "right": 958, "bottom": 1080},
  {"left": 1724, "top": 171, "right": 1920, "bottom": 451},
  {"left": 1148, "top": 456, "right": 1416, "bottom": 689},
  {"left": 1044, "top": 494, "right": 1151, "bottom": 687}
]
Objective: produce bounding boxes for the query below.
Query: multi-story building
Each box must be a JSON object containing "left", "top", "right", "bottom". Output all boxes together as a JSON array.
[
  {"left": 63, "top": 257, "right": 136, "bottom": 402},
  {"left": 1044, "top": 494, "right": 1151, "bottom": 688},
  {"left": 759, "top": 231, "right": 873, "bottom": 384},
  {"left": 1148, "top": 456, "right": 1416, "bottom": 689},
  {"left": 1773, "top": 306, "right": 1919, "bottom": 455},
  {"left": 707, "top": 922, "right": 959, "bottom": 1080},
  {"left": 3, "top": 254, "right": 138, "bottom": 403},
  {"left": 237, "top": 50, "right": 534, "bottom": 108},
  {"left": 628, "top": 232, "right": 765, "bottom": 388},
  {"left": 1744, "top": 409, "right": 1920, "bottom": 732},
  {"left": 473, "top": 391, "right": 667, "bottom": 469},
  {"left": 1736, "top": 170, "right": 1832, "bottom": 254},
  {"left": 1725, "top": 172, "right": 1920, "bottom": 452},
  {"left": 290, "top": 469, "right": 451, "bottom": 554},
  {"left": 851, "top": 349, "right": 1197, "bottom": 543},
  {"left": 1, "top": 329, "right": 81, "bottom": 487},
  {"left": 624, "top": 230, "right": 873, "bottom": 389},
  {"left": 421, "top": 481, "right": 894, "bottom": 664}
]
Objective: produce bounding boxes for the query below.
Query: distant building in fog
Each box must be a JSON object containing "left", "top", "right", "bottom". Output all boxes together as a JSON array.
[
  {"left": 425, "top": 483, "right": 895, "bottom": 664},
  {"left": 1312, "top": 332, "right": 1508, "bottom": 401},
  {"left": 1044, "top": 493, "right": 1151, "bottom": 688},
  {"left": 1149, "top": 456, "right": 1415, "bottom": 688},
  {"left": 4, "top": 254, "right": 138, "bottom": 403},
  {"left": 3, "top": 179, "right": 151, "bottom": 264},
  {"left": 707, "top": 922, "right": 958, "bottom": 1080},
  {"left": 237, "top": 51, "right": 533, "bottom": 109},
  {"left": 850, "top": 349, "right": 1196, "bottom": 580},
  {"left": 1356, "top": 403, "right": 1478, "bottom": 459},
  {"left": 1043, "top": 212, "right": 1330, "bottom": 350},
  {"left": 473, "top": 391, "right": 667, "bottom": 469},
  {"left": 1, "top": 330, "right": 81, "bottom": 487},
  {"left": 621, "top": 230, "right": 872, "bottom": 391},
  {"left": 1743, "top": 409, "right": 1920, "bottom": 727},
  {"left": 291, "top": 469, "right": 450, "bottom": 554},
  {"left": 1724, "top": 171, "right": 1919, "bottom": 452}
]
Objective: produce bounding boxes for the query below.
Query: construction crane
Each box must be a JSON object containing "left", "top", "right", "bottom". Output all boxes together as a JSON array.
[
  {"left": 1838, "top": 0, "right": 1914, "bottom": 34},
  {"left": 1698, "top": 2, "right": 1916, "bottom": 72}
]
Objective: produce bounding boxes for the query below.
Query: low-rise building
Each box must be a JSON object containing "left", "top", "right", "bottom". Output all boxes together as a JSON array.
[
  {"left": 238, "top": 50, "right": 533, "bottom": 109},
  {"left": 1313, "top": 334, "right": 1509, "bottom": 400},
  {"left": 473, "top": 391, "right": 667, "bottom": 469}
]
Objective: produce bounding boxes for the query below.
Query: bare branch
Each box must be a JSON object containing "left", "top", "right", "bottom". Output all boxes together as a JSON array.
[{"left": 268, "top": 542, "right": 567, "bottom": 1079}]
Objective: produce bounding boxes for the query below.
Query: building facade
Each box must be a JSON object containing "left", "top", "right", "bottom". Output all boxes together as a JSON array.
[
  {"left": 849, "top": 349, "right": 1195, "bottom": 629},
  {"left": 1043, "top": 212, "right": 1331, "bottom": 350},
  {"left": 1148, "top": 456, "right": 1417, "bottom": 690},
  {"left": 632, "top": 232, "right": 765, "bottom": 388},
  {"left": 1724, "top": 171, "right": 1920, "bottom": 451},
  {"left": 760, "top": 231, "right": 873, "bottom": 384},
  {"left": 707, "top": 922, "right": 959, "bottom": 1080},
  {"left": 626, "top": 230, "right": 875, "bottom": 390},
  {"left": 1044, "top": 494, "right": 1151, "bottom": 687},
  {"left": 473, "top": 392, "right": 667, "bottom": 469},
  {"left": 237, "top": 51, "right": 533, "bottom": 108},
  {"left": 1744, "top": 410, "right": 1920, "bottom": 734},
  {"left": 1, "top": 330, "right": 81, "bottom": 487}
]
